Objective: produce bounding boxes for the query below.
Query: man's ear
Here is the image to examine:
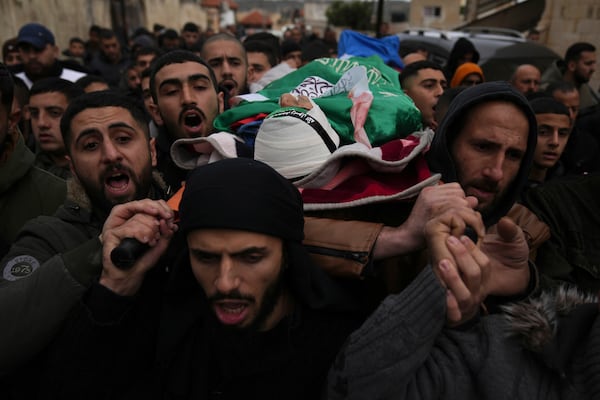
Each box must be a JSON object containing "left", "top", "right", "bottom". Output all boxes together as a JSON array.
[
  {"left": 566, "top": 60, "right": 577, "bottom": 73},
  {"left": 217, "top": 90, "right": 224, "bottom": 114},
  {"left": 402, "top": 82, "right": 410, "bottom": 95},
  {"left": 247, "top": 67, "right": 253, "bottom": 85},
  {"left": 8, "top": 105, "right": 21, "bottom": 132},
  {"left": 65, "top": 154, "right": 77, "bottom": 178},
  {"left": 149, "top": 137, "right": 157, "bottom": 167},
  {"left": 148, "top": 102, "right": 164, "bottom": 126}
]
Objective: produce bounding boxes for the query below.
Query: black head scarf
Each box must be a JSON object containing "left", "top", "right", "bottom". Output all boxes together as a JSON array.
[{"left": 179, "top": 158, "right": 360, "bottom": 311}]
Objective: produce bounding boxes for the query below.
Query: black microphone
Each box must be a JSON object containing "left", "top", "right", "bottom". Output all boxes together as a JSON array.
[
  {"left": 108, "top": 186, "right": 183, "bottom": 270},
  {"left": 110, "top": 238, "right": 150, "bottom": 270}
]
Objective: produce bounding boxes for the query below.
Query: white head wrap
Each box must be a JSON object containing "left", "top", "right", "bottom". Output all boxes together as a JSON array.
[{"left": 254, "top": 99, "right": 340, "bottom": 180}]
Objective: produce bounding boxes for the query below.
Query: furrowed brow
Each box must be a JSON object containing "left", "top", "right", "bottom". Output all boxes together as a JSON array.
[{"left": 231, "top": 246, "right": 268, "bottom": 258}]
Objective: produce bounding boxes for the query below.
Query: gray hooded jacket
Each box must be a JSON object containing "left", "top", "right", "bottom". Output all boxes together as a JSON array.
[{"left": 327, "top": 266, "right": 600, "bottom": 400}]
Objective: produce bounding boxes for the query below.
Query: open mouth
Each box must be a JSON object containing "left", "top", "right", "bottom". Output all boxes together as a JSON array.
[
  {"left": 213, "top": 300, "right": 250, "bottom": 326},
  {"left": 105, "top": 171, "right": 130, "bottom": 194},
  {"left": 181, "top": 109, "right": 205, "bottom": 136},
  {"left": 221, "top": 80, "right": 236, "bottom": 94},
  {"left": 184, "top": 112, "right": 202, "bottom": 128}
]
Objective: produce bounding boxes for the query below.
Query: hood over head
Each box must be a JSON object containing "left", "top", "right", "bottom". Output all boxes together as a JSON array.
[{"left": 426, "top": 81, "right": 537, "bottom": 227}]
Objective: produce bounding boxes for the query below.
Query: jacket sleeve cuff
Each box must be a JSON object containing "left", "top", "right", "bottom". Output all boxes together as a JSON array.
[
  {"left": 484, "top": 259, "right": 539, "bottom": 313},
  {"left": 83, "top": 281, "right": 136, "bottom": 325},
  {"left": 62, "top": 237, "right": 103, "bottom": 286},
  {"left": 303, "top": 216, "right": 384, "bottom": 279}
]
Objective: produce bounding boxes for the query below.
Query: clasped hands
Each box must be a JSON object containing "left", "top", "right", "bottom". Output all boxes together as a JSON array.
[{"left": 425, "top": 202, "right": 530, "bottom": 326}]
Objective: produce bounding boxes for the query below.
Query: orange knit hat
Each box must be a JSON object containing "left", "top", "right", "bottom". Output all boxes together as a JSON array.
[{"left": 450, "top": 62, "right": 484, "bottom": 88}]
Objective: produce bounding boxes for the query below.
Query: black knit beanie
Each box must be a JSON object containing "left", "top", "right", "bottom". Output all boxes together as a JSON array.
[{"left": 179, "top": 158, "right": 305, "bottom": 242}]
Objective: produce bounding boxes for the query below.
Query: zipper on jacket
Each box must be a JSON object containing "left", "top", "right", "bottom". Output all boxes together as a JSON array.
[{"left": 303, "top": 245, "right": 369, "bottom": 264}]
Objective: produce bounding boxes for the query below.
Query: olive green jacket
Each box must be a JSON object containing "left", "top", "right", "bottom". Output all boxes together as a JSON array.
[{"left": 0, "top": 133, "right": 65, "bottom": 255}]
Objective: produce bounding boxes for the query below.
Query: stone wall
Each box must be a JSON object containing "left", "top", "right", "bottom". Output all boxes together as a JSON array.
[
  {"left": 0, "top": 0, "right": 111, "bottom": 51},
  {"left": 0, "top": 0, "right": 206, "bottom": 52},
  {"left": 409, "top": 0, "right": 464, "bottom": 30},
  {"left": 536, "top": 0, "right": 600, "bottom": 93},
  {"left": 144, "top": 0, "right": 208, "bottom": 33}
]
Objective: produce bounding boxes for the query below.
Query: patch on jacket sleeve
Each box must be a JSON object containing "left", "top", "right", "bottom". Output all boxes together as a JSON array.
[{"left": 3, "top": 255, "right": 40, "bottom": 281}]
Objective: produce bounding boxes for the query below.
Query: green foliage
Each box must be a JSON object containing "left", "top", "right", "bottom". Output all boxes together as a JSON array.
[{"left": 326, "top": 1, "right": 374, "bottom": 31}]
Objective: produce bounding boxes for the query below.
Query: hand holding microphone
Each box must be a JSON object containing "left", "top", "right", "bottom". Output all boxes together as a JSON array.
[
  {"left": 100, "top": 198, "right": 179, "bottom": 295},
  {"left": 108, "top": 188, "right": 184, "bottom": 270}
]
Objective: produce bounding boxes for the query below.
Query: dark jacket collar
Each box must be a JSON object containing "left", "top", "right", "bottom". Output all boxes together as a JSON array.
[{"left": 502, "top": 286, "right": 598, "bottom": 375}]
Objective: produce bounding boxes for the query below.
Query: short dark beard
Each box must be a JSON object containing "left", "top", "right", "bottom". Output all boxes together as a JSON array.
[
  {"left": 574, "top": 71, "right": 588, "bottom": 86},
  {"left": 75, "top": 161, "right": 153, "bottom": 215},
  {"left": 247, "top": 263, "right": 285, "bottom": 332},
  {"left": 25, "top": 60, "right": 61, "bottom": 82},
  {"left": 209, "top": 258, "right": 287, "bottom": 334}
]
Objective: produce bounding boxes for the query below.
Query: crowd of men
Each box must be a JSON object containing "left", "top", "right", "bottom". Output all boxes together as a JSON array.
[{"left": 0, "top": 19, "right": 600, "bottom": 399}]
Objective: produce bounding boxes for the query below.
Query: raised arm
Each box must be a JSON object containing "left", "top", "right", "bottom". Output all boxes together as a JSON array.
[{"left": 0, "top": 199, "right": 176, "bottom": 375}]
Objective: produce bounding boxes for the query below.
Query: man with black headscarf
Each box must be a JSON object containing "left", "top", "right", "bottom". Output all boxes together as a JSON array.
[
  {"left": 8, "top": 158, "right": 363, "bottom": 399},
  {"left": 164, "top": 159, "right": 362, "bottom": 397}
]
